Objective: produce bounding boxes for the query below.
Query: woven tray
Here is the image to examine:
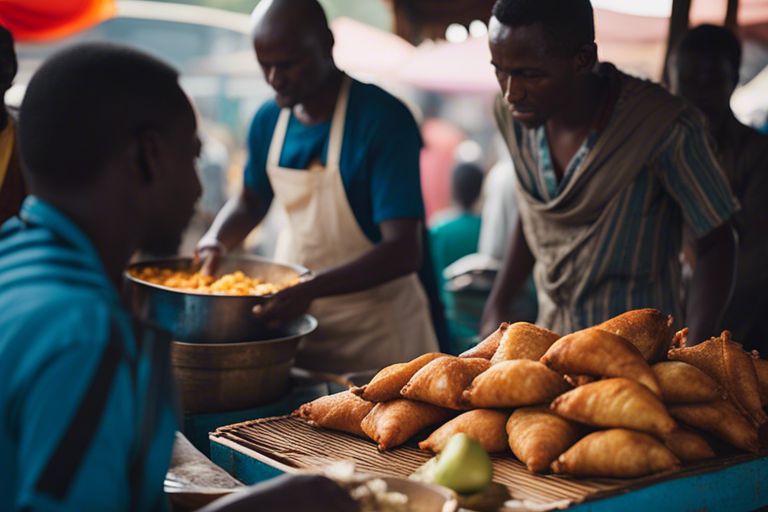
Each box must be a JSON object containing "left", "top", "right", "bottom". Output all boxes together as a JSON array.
[{"left": 210, "top": 415, "right": 761, "bottom": 510}]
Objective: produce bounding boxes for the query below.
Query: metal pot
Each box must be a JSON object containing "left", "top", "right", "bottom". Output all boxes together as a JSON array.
[
  {"left": 125, "top": 255, "right": 309, "bottom": 343},
  {"left": 172, "top": 314, "right": 318, "bottom": 413}
]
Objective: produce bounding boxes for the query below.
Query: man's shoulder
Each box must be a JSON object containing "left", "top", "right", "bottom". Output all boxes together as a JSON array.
[{"left": 349, "top": 79, "right": 417, "bottom": 125}]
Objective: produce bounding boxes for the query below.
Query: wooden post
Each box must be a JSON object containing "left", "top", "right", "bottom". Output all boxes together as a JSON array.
[
  {"left": 725, "top": 0, "right": 740, "bottom": 30},
  {"left": 662, "top": 0, "right": 692, "bottom": 85}
]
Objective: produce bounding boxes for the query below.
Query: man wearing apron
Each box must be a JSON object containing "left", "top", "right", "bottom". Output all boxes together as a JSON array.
[{"left": 197, "top": 0, "right": 438, "bottom": 373}]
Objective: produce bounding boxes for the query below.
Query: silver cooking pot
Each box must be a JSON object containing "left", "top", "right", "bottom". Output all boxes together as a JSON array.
[{"left": 125, "top": 255, "right": 310, "bottom": 343}]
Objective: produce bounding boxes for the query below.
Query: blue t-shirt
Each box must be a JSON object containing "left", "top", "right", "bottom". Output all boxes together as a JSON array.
[
  {"left": 0, "top": 197, "right": 177, "bottom": 511},
  {"left": 244, "top": 78, "right": 425, "bottom": 242}
]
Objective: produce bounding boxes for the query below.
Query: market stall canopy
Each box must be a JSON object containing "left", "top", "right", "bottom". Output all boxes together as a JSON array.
[{"left": 0, "top": 0, "right": 115, "bottom": 42}]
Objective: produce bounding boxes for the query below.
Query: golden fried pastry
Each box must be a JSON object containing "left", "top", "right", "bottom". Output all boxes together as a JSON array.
[
  {"left": 490, "top": 322, "right": 560, "bottom": 363},
  {"left": 551, "top": 429, "right": 680, "bottom": 478},
  {"left": 753, "top": 357, "right": 768, "bottom": 407},
  {"left": 669, "top": 400, "right": 760, "bottom": 453},
  {"left": 360, "top": 399, "right": 453, "bottom": 451},
  {"left": 669, "top": 331, "right": 767, "bottom": 427},
  {"left": 651, "top": 361, "right": 723, "bottom": 404},
  {"left": 401, "top": 357, "right": 491, "bottom": 410},
  {"left": 351, "top": 352, "right": 447, "bottom": 402},
  {"left": 551, "top": 378, "right": 676, "bottom": 436},
  {"left": 540, "top": 328, "right": 661, "bottom": 396},
  {"left": 663, "top": 428, "right": 715, "bottom": 463},
  {"left": 460, "top": 323, "right": 509, "bottom": 359},
  {"left": 506, "top": 407, "right": 582, "bottom": 473},
  {"left": 596, "top": 309, "right": 674, "bottom": 362},
  {"left": 293, "top": 391, "right": 375, "bottom": 438},
  {"left": 563, "top": 375, "right": 595, "bottom": 387},
  {"left": 419, "top": 409, "right": 509, "bottom": 453},
  {"left": 462, "top": 360, "right": 569, "bottom": 409}
]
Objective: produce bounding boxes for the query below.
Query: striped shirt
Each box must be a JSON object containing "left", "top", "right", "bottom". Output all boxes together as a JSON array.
[{"left": 497, "top": 67, "right": 738, "bottom": 333}]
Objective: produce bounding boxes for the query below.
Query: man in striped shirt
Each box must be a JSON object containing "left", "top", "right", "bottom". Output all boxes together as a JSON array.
[{"left": 481, "top": 0, "right": 738, "bottom": 345}]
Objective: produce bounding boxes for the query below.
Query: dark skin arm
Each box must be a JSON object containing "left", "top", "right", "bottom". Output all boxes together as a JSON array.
[
  {"left": 253, "top": 218, "right": 423, "bottom": 324},
  {"left": 685, "top": 221, "right": 737, "bottom": 345},
  {"left": 479, "top": 218, "right": 535, "bottom": 337},
  {"left": 196, "top": 187, "right": 268, "bottom": 274}
]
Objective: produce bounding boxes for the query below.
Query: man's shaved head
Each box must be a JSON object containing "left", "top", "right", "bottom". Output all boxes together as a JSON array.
[
  {"left": 251, "top": 0, "right": 337, "bottom": 108},
  {"left": 252, "top": 0, "right": 330, "bottom": 41}
]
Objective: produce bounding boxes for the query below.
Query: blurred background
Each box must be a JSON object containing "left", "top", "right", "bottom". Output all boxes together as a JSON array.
[{"left": 3, "top": 0, "right": 768, "bottom": 348}]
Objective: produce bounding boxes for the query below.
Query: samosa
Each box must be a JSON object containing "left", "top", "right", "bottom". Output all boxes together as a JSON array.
[
  {"left": 669, "top": 400, "right": 760, "bottom": 453},
  {"left": 460, "top": 322, "right": 508, "bottom": 359},
  {"left": 360, "top": 399, "right": 452, "bottom": 451},
  {"left": 540, "top": 328, "right": 661, "bottom": 396},
  {"left": 551, "top": 378, "right": 676, "bottom": 436},
  {"left": 551, "top": 429, "right": 680, "bottom": 478},
  {"left": 506, "top": 407, "right": 582, "bottom": 473},
  {"left": 596, "top": 308, "right": 674, "bottom": 362},
  {"left": 419, "top": 409, "right": 509, "bottom": 453},
  {"left": 663, "top": 428, "right": 715, "bottom": 463},
  {"left": 293, "top": 391, "right": 375, "bottom": 438},
  {"left": 651, "top": 361, "right": 723, "bottom": 403},
  {"left": 462, "top": 360, "right": 568, "bottom": 409},
  {"left": 401, "top": 356, "right": 491, "bottom": 410},
  {"left": 490, "top": 322, "right": 560, "bottom": 363},
  {"left": 668, "top": 331, "right": 766, "bottom": 427},
  {"left": 351, "top": 352, "right": 446, "bottom": 402}
]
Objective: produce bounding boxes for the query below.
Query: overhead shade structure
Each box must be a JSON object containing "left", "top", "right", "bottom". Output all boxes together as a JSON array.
[
  {"left": 0, "top": 0, "right": 115, "bottom": 42},
  {"left": 388, "top": 0, "right": 495, "bottom": 44}
]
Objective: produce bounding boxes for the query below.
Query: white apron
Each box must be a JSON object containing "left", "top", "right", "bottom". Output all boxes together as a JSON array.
[{"left": 266, "top": 77, "right": 438, "bottom": 374}]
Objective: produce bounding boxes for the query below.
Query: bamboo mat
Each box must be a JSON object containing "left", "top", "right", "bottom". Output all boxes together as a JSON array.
[
  {"left": 211, "top": 416, "right": 763, "bottom": 509},
  {"left": 211, "top": 415, "right": 658, "bottom": 509}
]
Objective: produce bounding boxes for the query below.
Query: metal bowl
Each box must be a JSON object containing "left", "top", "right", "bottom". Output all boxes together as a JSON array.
[
  {"left": 125, "top": 255, "right": 309, "bottom": 343},
  {"left": 172, "top": 314, "right": 318, "bottom": 412}
]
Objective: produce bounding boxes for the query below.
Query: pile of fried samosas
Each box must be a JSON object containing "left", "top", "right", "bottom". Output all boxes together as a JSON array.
[{"left": 293, "top": 309, "right": 768, "bottom": 479}]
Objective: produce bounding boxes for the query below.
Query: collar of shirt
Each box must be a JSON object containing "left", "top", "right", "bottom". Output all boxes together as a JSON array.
[{"left": 18, "top": 195, "right": 122, "bottom": 307}]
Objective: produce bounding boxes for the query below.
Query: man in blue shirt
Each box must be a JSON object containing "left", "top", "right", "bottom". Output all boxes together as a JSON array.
[
  {"left": 198, "top": 0, "right": 439, "bottom": 372},
  {"left": 0, "top": 43, "right": 356, "bottom": 511}
]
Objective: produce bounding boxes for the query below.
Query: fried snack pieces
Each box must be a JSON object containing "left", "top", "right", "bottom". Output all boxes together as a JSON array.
[
  {"left": 651, "top": 361, "right": 723, "bottom": 404},
  {"left": 669, "top": 400, "right": 760, "bottom": 453},
  {"left": 360, "top": 399, "right": 452, "bottom": 451},
  {"left": 540, "top": 328, "right": 661, "bottom": 396},
  {"left": 293, "top": 391, "right": 375, "bottom": 438},
  {"left": 490, "top": 322, "right": 560, "bottom": 363},
  {"left": 668, "top": 331, "right": 767, "bottom": 427},
  {"left": 506, "top": 407, "right": 582, "bottom": 473},
  {"left": 551, "top": 378, "right": 676, "bottom": 436},
  {"left": 460, "top": 323, "right": 509, "bottom": 359},
  {"left": 752, "top": 357, "right": 768, "bottom": 407},
  {"left": 596, "top": 309, "right": 674, "bottom": 362},
  {"left": 663, "top": 428, "right": 715, "bottom": 463},
  {"left": 551, "top": 429, "right": 680, "bottom": 478},
  {"left": 401, "top": 357, "right": 491, "bottom": 410},
  {"left": 462, "top": 360, "right": 568, "bottom": 409},
  {"left": 351, "top": 352, "right": 447, "bottom": 403},
  {"left": 419, "top": 409, "right": 510, "bottom": 453}
]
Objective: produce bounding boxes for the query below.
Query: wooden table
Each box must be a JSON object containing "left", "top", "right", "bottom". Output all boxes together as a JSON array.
[{"left": 209, "top": 415, "right": 768, "bottom": 511}]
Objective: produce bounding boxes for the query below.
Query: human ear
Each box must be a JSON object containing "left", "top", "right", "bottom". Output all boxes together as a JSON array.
[{"left": 574, "top": 42, "right": 598, "bottom": 74}]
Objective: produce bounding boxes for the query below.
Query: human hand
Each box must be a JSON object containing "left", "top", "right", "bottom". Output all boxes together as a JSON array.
[
  {"left": 194, "top": 240, "right": 225, "bottom": 276},
  {"left": 252, "top": 281, "right": 315, "bottom": 326}
]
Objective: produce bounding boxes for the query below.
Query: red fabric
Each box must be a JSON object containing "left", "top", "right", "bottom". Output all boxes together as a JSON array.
[
  {"left": 0, "top": 0, "right": 115, "bottom": 42},
  {"left": 420, "top": 118, "right": 463, "bottom": 222}
]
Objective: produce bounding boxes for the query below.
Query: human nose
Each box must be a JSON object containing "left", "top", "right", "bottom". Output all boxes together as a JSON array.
[
  {"left": 266, "top": 66, "right": 283, "bottom": 89},
  {"left": 504, "top": 75, "right": 526, "bottom": 104}
]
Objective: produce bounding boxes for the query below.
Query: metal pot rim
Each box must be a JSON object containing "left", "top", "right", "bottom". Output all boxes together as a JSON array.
[
  {"left": 170, "top": 314, "right": 318, "bottom": 347},
  {"left": 125, "top": 255, "right": 309, "bottom": 298}
]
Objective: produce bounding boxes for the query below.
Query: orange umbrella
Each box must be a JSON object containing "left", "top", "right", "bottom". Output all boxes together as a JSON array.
[{"left": 0, "top": 0, "right": 115, "bottom": 42}]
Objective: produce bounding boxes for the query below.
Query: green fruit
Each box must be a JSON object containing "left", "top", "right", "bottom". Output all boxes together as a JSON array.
[{"left": 431, "top": 433, "right": 493, "bottom": 494}]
